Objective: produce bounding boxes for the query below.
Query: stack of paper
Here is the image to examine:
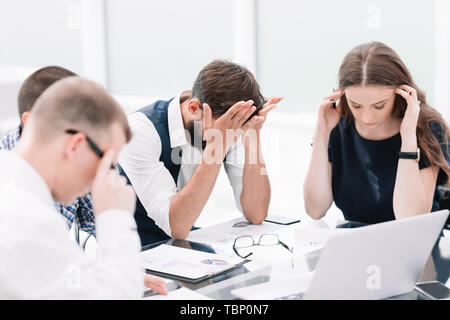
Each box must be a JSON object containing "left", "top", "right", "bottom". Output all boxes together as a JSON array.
[{"left": 140, "top": 244, "right": 244, "bottom": 283}]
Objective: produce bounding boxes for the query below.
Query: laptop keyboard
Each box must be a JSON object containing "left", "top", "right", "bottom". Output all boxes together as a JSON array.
[{"left": 275, "top": 292, "right": 305, "bottom": 300}]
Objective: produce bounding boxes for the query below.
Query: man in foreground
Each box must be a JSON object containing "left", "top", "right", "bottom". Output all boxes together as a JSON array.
[
  {"left": 0, "top": 66, "right": 96, "bottom": 237},
  {"left": 0, "top": 77, "right": 165, "bottom": 298}
]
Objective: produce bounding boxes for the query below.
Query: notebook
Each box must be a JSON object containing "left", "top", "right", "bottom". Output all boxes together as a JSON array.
[{"left": 140, "top": 244, "right": 245, "bottom": 283}]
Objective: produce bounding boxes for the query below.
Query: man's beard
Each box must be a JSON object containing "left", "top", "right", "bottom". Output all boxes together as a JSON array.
[{"left": 186, "top": 120, "right": 206, "bottom": 150}]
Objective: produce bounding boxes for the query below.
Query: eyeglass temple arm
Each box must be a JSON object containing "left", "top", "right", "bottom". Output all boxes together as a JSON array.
[
  {"left": 66, "top": 129, "right": 104, "bottom": 158},
  {"left": 279, "top": 240, "right": 293, "bottom": 252}
]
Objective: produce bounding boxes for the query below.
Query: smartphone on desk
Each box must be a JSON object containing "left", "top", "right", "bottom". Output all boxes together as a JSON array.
[
  {"left": 414, "top": 281, "right": 450, "bottom": 300},
  {"left": 264, "top": 214, "right": 300, "bottom": 225}
]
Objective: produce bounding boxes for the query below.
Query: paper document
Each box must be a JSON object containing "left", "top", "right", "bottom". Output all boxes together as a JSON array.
[
  {"left": 187, "top": 217, "right": 285, "bottom": 244},
  {"left": 140, "top": 244, "right": 244, "bottom": 282},
  {"left": 143, "top": 287, "right": 212, "bottom": 300},
  {"left": 230, "top": 272, "right": 314, "bottom": 300},
  {"left": 294, "top": 228, "right": 350, "bottom": 254}
]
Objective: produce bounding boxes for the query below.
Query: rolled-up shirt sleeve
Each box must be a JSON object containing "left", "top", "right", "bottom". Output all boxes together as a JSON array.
[
  {"left": 223, "top": 137, "right": 245, "bottom": 214},
  {"left": 117, "top": 113, "right": 177, "bottom": 237}
]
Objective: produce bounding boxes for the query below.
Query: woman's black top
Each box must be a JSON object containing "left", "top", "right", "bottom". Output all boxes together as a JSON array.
[{"left": 328, "top": 118, "right": 448, "bottom": 224}]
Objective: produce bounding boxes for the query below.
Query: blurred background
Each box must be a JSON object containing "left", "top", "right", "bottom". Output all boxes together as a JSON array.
[{"left": 1, "top": 0, "right": 449, "bottom": 228}]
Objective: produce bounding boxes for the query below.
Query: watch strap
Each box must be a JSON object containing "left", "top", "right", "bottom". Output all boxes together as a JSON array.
[{"left": 398, "top": 148, "right": 420, "bottom": 162}]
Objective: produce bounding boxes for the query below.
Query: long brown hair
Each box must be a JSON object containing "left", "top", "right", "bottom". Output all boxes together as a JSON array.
[{"left": 338, "top": 41, "right": 450, "bottom": 186}]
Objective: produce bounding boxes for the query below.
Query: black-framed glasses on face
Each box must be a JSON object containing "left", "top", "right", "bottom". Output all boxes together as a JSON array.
[
  {"left": 233, "top": 234, "right": 293, "bottom": 259},
  {"left": 65, "top": 129, "right": 116, "bottom": 169},
  {"left": 66, "top": 129, "right": 104, "bottom": 157}
]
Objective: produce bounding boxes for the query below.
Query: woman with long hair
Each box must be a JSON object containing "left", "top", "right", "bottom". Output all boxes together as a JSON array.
[{"left": 304, "top": 41, "right": 450, "bottom": 224}]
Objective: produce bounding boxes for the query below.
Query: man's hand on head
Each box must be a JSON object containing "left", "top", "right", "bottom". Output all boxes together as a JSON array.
[
  {"left": 202, "top": 100, "right": 256, "bottom": 152},
  {"left": 91, "top": 150, "right": 136, "bottom": 216}
]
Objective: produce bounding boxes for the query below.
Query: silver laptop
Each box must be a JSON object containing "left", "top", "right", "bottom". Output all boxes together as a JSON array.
[{"left": 231, "top": 209, "right": 449, "bottom": 300}]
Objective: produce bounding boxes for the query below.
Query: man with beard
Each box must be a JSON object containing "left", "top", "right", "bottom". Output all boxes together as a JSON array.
[{"left": 117, "top": 60, "right": 281, "bottom": 246}]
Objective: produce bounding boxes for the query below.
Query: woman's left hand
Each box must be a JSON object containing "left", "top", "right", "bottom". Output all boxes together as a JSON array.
[{"left": 395, "top": 84, "right": 421, "bottom": 149}]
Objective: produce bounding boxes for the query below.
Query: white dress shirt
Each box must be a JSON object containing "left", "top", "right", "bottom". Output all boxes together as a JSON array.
[
  {"left": 0, "top": 151, "right": 145, "bottom": 299},
  {"left": 118, "top": 94, "right": 246, "bottom": 237}
]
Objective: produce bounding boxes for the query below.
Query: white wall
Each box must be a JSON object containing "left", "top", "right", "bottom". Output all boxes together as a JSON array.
[{"left": 0, "top": 0, "right": 448, "bottom": 228}]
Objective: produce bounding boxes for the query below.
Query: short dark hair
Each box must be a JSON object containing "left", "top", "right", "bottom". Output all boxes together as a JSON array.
[
  {"left": 18, "top": 66, "right": 77, "bottom": 119},
  {"left": 192, "top": 60, "right": 265, "bottom": 118}
]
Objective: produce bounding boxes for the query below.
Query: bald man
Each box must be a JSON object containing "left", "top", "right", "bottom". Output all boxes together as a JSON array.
[{"left": 0, "top": 77, "right": 160, "bottom": 299}]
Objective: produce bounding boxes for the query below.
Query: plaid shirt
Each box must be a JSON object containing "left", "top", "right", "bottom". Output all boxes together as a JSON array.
[{"left": 0, "top": 126, "right": 96, "bottom": 237}]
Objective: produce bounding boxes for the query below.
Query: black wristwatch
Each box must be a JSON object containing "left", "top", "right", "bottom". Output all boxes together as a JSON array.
[{"left": 398, "top": 148, "right": 420, "bottom": 162}]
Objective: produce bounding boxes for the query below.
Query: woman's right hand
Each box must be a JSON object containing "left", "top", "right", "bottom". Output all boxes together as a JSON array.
[
  {"left": 305, "top": 90, "right": 343, "bottom": 220},
  {"left": 316, "top": 90, "right": 344, "bottom": 136}
]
